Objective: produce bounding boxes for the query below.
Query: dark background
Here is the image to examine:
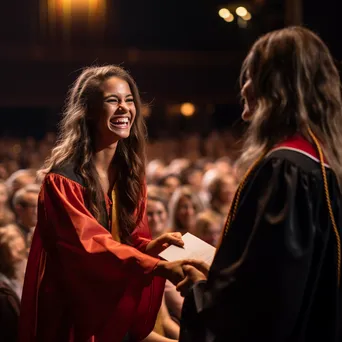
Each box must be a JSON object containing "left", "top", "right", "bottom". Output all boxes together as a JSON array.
[{"left": 0, "top": 0, "right": 339, "bottom": 140}]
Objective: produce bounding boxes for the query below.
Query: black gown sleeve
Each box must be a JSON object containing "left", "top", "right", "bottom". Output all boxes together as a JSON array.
[{"left": 180, "top": 156, "right": 324, "bottom": 342}]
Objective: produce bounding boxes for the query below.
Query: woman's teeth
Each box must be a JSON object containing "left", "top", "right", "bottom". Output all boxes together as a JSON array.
[{"left": 111, "top": 118, "right": 129, "bottom": 128}]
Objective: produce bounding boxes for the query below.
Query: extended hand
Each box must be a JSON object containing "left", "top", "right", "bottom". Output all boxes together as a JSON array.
[
  {"left": 146, "top": 232, "right": 184, "bottom": 256},
  {"left": 176, "top": 262, "right": 208, "bottom": 297},
  {"left": 154, "top": 259, "right": 187, "bottom": 285},
  {"left": 185, "top": 259, "right": 210, "bottom": 277}
]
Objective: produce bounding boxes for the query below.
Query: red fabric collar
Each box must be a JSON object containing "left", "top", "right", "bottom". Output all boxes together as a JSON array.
[{"left": 271, "top": 134, "right": 328, "bottom": 165}]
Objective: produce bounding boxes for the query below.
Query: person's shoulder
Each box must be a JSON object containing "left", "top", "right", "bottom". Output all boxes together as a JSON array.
[
  {"left": 49, "top": 162, "right": 86, "bottom": 187},
  {"left": 265, "top": 148, "right": 322, "bottom": 174},
  {"left": 0, "top": 280, "right": 20, "bottom": 315},
  {"left": 265, "top": 135, "right": 328, "bottom": 174}
]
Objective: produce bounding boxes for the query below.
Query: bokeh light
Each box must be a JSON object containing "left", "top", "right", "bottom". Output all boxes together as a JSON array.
[
  {"left": 180, "top": 103, "right": 196, "bottom": 116},
  {"left": 236, "top": 6, "right": 248, "bottom": 17}
]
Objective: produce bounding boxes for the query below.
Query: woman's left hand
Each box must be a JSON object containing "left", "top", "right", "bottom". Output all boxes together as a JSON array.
[
  {"left": 145, "top": 232, "right": 184, "bottom": 256},
  {"left": 176, "top": 265, "right": 207, "bottom": 297}
]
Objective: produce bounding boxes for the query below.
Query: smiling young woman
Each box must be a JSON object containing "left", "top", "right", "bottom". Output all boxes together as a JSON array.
[{"left": 18, "top": 65, "right": 186, "bottom": 342}]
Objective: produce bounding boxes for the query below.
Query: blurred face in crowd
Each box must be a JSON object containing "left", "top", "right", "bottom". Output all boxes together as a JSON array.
[
  {"left": 215, "top": 160, "right": 232, "bottom": 175},
  {"left": 8, "top": 233, "right": 26, "bottom": 264},
  {"left": 6, "top": 160, "right": 20, "bottom": 176},
  {"left": 197, "top": 221, "right": 222, "bottom": 247},
  {"left": 163, "top": 176, "right": 181, "bottom": 196},
  {"left": 16, "top": 192, "right": 39, "bottom": 228},
  {"left": 12, "top": 174, "right": 36, "bottom": 194},
  {"left": 147, "top": 199, "right": 168, "bottom": 238},
  {"left": 219, "top": 175, "right": 237, "bottom": 204},
  {"left": 187, "top": 170, "right": 203, "bottom": 190},
  {"left": 0, "top": 183, "right": 9, "bottom": 206},
  {"left": 0, "top": 164, "right": 8, "bottom": 180},
  {"left": 176, "top": 195, "right": 197, "bottom": 232},
  {"left": 0, "top": 227, "right": 27, "bottom": 280}
]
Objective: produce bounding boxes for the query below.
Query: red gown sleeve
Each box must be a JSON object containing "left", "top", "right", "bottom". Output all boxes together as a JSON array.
[
  {"left": 31, "top": 173, "right": 163, "bottom": 340},
  {"left": 43, "top": 173, "right": 159, "bottom": 276}
]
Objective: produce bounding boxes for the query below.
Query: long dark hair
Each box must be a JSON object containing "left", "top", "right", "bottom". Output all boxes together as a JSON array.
[
  {"left": 39, "top": 65, "right": 147, "bottom": 243},
  {"left": 238, "top": 26, "right": 342, "bottom": 188}
]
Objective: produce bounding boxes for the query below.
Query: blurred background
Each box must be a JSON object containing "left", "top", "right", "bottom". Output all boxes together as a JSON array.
[
  {"left": 0, "top": 0, "right": 340, "bottom": 164},
  {"left": 0, "top": 3, "right": 340, "bottom": 336}
]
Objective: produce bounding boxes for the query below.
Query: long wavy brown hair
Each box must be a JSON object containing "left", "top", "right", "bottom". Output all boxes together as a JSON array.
[
  {"left": 238, "top": 26, "right": 342, "bottom": 188},
  {"left": 38, "top": 65, "right": 147, "bottom": 243}
]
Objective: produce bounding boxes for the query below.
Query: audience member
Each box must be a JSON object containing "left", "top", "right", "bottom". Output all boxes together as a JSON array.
[
  {"left": 0, "top": 180, "right": 15, "bottom": 226},
  {"left": 168, "top": 186, "right": 205, "bottom": 235},
  {"left": 192, "top": 210, "right": 223, "bottom": 247},
  {"left": 208, "top": 174, "right": 237, "bottom": 217},
  {"left": 12, "top": 184, "right": 40, "bottom": 248},
  {"left": 158, "top": 174, "right": 182, "bottom": 199}
]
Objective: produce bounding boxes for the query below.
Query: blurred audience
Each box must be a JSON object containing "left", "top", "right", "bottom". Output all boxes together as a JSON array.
[
  {"left": 0, "top": 225, "right": 27, "bottom": 342},
  {"left": 208, "top": 174, "right": 238, "bottom": 217},
  {"left": 0, "top": 180, "right": 15, "bottom": 226},
  {"left": 147, "top": 187, "right": 170, "bottom": 238},
  {"left": 6, "top": 169, "right": 37, "bottom": 198},
  {"left": 0, "top": 225, "right": 27, "bottom": 297},
  {"left": 146, "top": 187, "right": 180, "bottom": 341},
  {"left": 192, "top": 210, "right": 224, "bottom": 247},
  {"left": 0, "top": 130, "right": 240, "bottom": 341},
  {"left": 12, "top": 184, "right": 40, "bottom": 248},
  {"left": 158, "top": 174, "right": 182, "bottom": 199},
  {"left": 168, "top": 186, "right": 205, "bottom": 235}
]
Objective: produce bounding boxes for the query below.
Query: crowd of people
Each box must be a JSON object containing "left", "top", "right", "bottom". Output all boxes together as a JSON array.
[
  {"left": 0, "top": 133, "right": 238, "bottom": 342},
  {"left": 1, "top": 25, "right": 342, "bottom": 342}
]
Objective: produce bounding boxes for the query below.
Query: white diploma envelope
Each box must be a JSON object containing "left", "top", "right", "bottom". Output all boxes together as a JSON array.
[{"left": 159, "top": 232, "right": 216, "bottom": 265}]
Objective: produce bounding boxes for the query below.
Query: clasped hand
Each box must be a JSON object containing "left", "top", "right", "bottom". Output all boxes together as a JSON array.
[
  {"left": 148, "top": 233, "right": 210, "bottom": 296},
  {"left": 176, "top": 260, "right": 209, "bottom": 297},
  {"left": 155, "top": 258, "right": 209, "bottom": 297}
]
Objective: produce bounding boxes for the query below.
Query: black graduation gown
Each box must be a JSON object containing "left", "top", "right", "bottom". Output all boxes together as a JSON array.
[{"left": 180, "top": 139, "right": 342, "bottom": 342}]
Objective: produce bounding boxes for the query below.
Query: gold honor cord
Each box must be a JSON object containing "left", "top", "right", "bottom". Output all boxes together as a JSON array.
[
  {"left": 308, "top": 128, "right": 341, "bottom": 287},
  {"left": 217, "top": 129, "right": 341, "bottom": 287},
  {"left": 217, "top": 151, "right": 266, "bottom": 250},
  {"left": 111, "top": 186, "right": 121, "bottom": 243}
]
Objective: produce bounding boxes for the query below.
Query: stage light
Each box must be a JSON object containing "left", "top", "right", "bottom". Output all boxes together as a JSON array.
[
  {"left": 180, "top": 103, "right": 195, "bottom": 116},
  {"left": 242, "top": 12, "right": 252, "bottom": 21},
  {"left": 236, "top": 6, "right": 248, "bottom": 17},
  {"left": 224, "top": 14, "right": 234, "bottom": 22},
  {"left": 218, "top": 8, "right": 231, "bottom": 19}
]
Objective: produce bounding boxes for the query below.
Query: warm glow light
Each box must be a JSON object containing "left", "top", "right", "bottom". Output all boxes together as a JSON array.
[
  {"left": 180, "top": 103, "right": 195, "bottom": 117},
  {"left": 218, "top": 8, "right": 231, "bottom": 19},
  {"left": 141, "top": 105, "right": 151, "bottom": 117},
  {"left": 224, "top": 14, "right": 234, "bottom": 22},
  {"left": 236, "top": 6, "right": 248, "bottom": 17},
  {"left": 44, "top": 0, "right": 106, "bottom": 39},
  {"left": 242, "top": 12, "right": 252, "bottom": 21}
]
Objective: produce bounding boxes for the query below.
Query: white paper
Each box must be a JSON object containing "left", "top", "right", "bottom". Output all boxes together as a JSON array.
[{"left": 159, "top": 232, "right": 216, "bottom": 265}]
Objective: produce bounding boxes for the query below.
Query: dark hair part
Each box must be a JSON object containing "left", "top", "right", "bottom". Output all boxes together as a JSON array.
[{"left": 238, "top": 27, "right": 342, "bottom": 188}]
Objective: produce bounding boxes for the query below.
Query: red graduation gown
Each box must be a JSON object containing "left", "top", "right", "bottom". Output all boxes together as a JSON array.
[{"left": 19, "top": 171, "right": 165, "bottom": 342}]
